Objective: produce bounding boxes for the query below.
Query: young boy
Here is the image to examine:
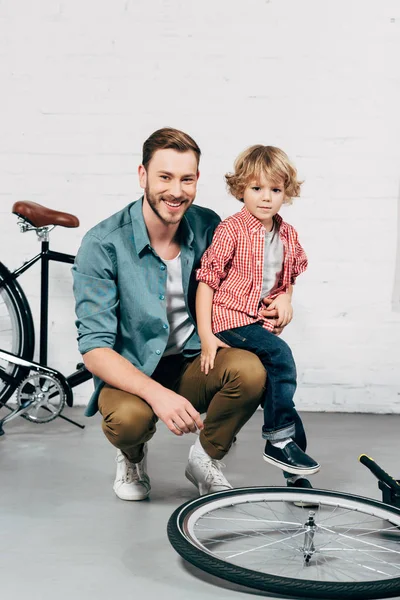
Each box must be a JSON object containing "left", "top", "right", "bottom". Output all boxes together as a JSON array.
[{"left": 196, "top": 144, "right": 320, "bottom": 478}]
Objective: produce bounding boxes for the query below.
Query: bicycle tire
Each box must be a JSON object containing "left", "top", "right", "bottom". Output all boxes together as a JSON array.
[
  {"left": 167, "top": 486, "right": 400, "bottom": 600},
  {"left": 0, "top": 264, "right": 35, "bottom": 405}
]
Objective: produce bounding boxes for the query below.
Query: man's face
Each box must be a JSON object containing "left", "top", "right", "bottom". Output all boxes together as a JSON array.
[{"left": 139, "top": 149, "right": 199, "bottom": 226}]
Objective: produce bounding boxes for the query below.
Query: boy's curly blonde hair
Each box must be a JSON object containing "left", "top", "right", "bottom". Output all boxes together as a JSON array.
[{"left": 225, "top": 145, "right": 302, "bottom": 204}]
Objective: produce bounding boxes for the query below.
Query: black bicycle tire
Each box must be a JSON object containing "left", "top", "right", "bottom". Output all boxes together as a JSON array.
[
  {"left": 167, "top": 486, "right": 400, "bottom": 600},
  {"left": 0, "top": 268, "right": 35, "bottom": 405}
]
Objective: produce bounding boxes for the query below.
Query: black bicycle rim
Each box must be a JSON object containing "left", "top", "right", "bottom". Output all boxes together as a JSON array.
[
  {"left": 0, "top": 271, "right": 34, "bottom": 404},
  {"left": 167, "top": 486, "right": 400, "bottom": 600}
]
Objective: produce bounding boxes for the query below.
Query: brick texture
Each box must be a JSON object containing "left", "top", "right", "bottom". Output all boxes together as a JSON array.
[{"left": 1, "top": 0, "right": 399, "bottom": 411}]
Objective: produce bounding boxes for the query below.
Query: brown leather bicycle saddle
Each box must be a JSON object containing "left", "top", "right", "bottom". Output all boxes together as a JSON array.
[{"left": 12, "top": 201, "right": 79, "bottom": 228}]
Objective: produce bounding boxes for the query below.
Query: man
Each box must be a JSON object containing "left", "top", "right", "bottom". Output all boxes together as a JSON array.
[{"left": 72, "top": 127, "right": 287, "bottom": 501}]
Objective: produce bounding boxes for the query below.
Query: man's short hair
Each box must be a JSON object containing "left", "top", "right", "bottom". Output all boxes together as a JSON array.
[{"left": 142, "top": 127, "right": 201, "bottom": 169}]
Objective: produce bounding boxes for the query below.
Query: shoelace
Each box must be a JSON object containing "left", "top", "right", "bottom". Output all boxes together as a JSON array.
[
  {"left": 198, "top": 454, "right": 228, "bottom": 486},
  {"left": 117, "top": 453, "right": 146, "bottom": 484}
]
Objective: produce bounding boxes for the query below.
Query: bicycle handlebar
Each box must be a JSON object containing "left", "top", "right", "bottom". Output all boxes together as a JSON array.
[{"left": 359, "top": 454, "right": 400, "bottom": 491}]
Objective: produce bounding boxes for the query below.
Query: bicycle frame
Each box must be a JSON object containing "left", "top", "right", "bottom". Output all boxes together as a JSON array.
[{"left": 0, "top": 237, "right": 92, "bottom": 404}]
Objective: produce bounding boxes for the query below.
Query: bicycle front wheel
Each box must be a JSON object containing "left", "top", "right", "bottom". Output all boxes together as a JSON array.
[
  {"left": 168, "top": 487, "right": 400, "bottom": 600},
  {"left": 0, "top": 266, "right": 34, "bottom": 405}
]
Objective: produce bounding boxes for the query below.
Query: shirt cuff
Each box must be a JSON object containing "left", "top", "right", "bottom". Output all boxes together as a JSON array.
[{"left": 196, "top": 268, "right": 220, "bottom": 291}]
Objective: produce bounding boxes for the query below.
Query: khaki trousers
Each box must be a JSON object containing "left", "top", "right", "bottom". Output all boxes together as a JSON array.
[{"left": 98, "top": 348, "right": 266, "bottom": 462}]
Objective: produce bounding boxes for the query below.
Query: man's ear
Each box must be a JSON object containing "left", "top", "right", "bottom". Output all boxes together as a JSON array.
[{"left": 138, "top": 164, "right": 147, "bottom": 190}]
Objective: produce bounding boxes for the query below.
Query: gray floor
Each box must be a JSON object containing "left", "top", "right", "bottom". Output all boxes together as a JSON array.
[{"left": 1, "top": 408, "right": 400, "bottom": 600}]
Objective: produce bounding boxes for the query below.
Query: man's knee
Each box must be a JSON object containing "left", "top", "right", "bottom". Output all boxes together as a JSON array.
[
  {"left": 100, "top": 390, "right": 156, "bottom": 444},
  {"left": 218, "top": 348, "right": 266, "bottom": 400}
]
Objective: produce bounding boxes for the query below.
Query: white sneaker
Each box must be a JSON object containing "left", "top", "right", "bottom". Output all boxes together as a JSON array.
[
  {"left": 113, "top": 445, "right": 151, "bottom": 501},
  {"left": 185, "top": 444, "right": 233, "bottom": 496}
]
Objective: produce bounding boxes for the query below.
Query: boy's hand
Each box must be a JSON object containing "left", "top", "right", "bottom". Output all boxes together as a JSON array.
[
  {"left": 260, "top": 298, "right": 282, "bottom": 334},
  {"left": 266, "top": 293, "right": 293, "bottom": 327},
  {"left": 200, "top": 333, "right": 230, "bottom": 375}
]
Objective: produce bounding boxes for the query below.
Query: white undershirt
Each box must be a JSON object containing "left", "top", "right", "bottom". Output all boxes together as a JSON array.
[
  {"left": 260, "top": 223, "right": 284, "bottom": 300},
  {"left": 162, "top": 253, "right": 195, "bottom": 356}
]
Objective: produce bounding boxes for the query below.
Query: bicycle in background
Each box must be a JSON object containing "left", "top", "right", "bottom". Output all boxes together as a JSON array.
[{"left": 0, "top": 201, "right": 92, "bottom": 435}]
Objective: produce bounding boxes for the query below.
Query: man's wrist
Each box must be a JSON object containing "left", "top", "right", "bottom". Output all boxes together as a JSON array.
[{"left": 136, "top": 376, "right": 166, "bottom": 408}]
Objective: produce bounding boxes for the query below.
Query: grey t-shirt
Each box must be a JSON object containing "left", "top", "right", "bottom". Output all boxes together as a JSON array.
[
  {"left": 260, "top": 223, "right": 284, "bottom": 300},
  {"left": 163, "top": 253, "right": 195, "bottom": 356}
]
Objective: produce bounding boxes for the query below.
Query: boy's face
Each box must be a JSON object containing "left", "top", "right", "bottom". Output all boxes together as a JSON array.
[
  {"left": 242, "top": 172, "right": 286, "bottom": 229},
  {"left": 138, "top": 148, "right": 199, "bottom": 226}
]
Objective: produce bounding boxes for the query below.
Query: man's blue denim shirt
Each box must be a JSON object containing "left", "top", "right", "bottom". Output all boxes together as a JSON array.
[{"left": 72, "top": 198, "right": 220, "bottom": 416}]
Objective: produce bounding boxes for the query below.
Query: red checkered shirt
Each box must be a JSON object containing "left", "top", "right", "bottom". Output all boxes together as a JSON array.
[{"left": 196, "top": 207, "right": 308, "bottom": 334}]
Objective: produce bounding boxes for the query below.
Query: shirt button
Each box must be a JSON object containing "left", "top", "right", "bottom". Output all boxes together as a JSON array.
[
  {"left": 156, "top": 349, "right": 161, "bottom": 355},
  {"left": 163, "top": 324, "right": 168, "bottom": 329},
  {"left": 159, "top": 294, "right": 165, "bottom": 300},
  {"left": 160, "top": 265, "right": 166, "bottom": 271}
]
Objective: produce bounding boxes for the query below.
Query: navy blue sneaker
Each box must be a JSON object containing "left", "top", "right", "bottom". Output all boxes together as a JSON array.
[{"left": 263, "top": 440, "right": 320, "bottom": 475}]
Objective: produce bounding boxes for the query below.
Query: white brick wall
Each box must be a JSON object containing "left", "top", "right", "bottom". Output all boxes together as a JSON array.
[{"left": 1, "top": 0, "right": 399, "bottom": 411}]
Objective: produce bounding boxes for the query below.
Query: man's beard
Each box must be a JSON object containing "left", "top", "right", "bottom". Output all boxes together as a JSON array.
[{"left": 145, "top": 185, "right": 189, "bottom": 226}]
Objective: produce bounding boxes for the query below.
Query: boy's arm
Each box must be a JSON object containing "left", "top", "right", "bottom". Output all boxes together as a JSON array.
[
  {"left": 196, "top": 222, "right": 235, "bottom": 290},
  {"left": 196, "top": 282, "right": 215, "bottom": 339},
  {"left": 291, "top": 232, "right": 308, "bottom": 284},
  {"left": 196, "top": 282, "right": 229, "bottom": 374},
  {"left": 270, "top": 227, "right": 307, "bottom": 327},
  {"left": 261, "top": 226, "right": 306, "bottom": 332}
]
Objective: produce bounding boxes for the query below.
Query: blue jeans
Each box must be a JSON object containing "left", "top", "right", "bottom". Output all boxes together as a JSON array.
[{"left": 216, "top": 323, "right": 307, "bottom": 456}]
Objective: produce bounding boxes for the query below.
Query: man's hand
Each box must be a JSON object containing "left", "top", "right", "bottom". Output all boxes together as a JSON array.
[
  {"left": 200, "top": 333, "right": 230, "bottom": 375},
  {"left": 260, "top": 296, "right": 291, "bottom": 335},
  {"left": 151, "top": 389, "right": 204, "bottom": 436}
]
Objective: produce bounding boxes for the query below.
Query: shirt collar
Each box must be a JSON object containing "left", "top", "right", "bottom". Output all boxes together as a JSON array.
[
  {"left": 240, "top": 206, "right": 283, "bottom": 233},
  {"left": 130, "top": 197, "right": 151, "bottom": 255},
  {"left": 180, "top": 213, "right": 195, "bottom": 248},
  {"left": 130, "top": 197, "right": 195, "bottom": 255}
]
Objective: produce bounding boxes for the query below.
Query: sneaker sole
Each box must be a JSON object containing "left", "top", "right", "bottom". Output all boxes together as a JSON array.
[
  {"left": 113, "top": 484, "right": 151, "bottom": 501},
  {"left": 263, "top": 454, "right": 321, "bottom": 476},
  {"left": 185, "top": 468, "right": 233, "bottom": 496}
]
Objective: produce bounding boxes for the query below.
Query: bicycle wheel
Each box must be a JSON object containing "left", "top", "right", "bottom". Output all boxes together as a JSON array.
[
  {"left": 168, "top": 486, "right": 400, "bottom": 600},
  {"left": 0, "top": 266, "right": 35, "bottom": 405}
]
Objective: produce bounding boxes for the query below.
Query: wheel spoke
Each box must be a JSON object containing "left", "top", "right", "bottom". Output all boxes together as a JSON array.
[
  {"left": 318, "top": 523, "right": 400, "bottom": 557},
  {"left": 0, "top": 282, "right": 28, "bottom": 404},
  {"left": 173, "top": 489, "right": 400, "bottom": 591},
  {"left": 225, "top": 529, "right": 306, "bottom": 560}
]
